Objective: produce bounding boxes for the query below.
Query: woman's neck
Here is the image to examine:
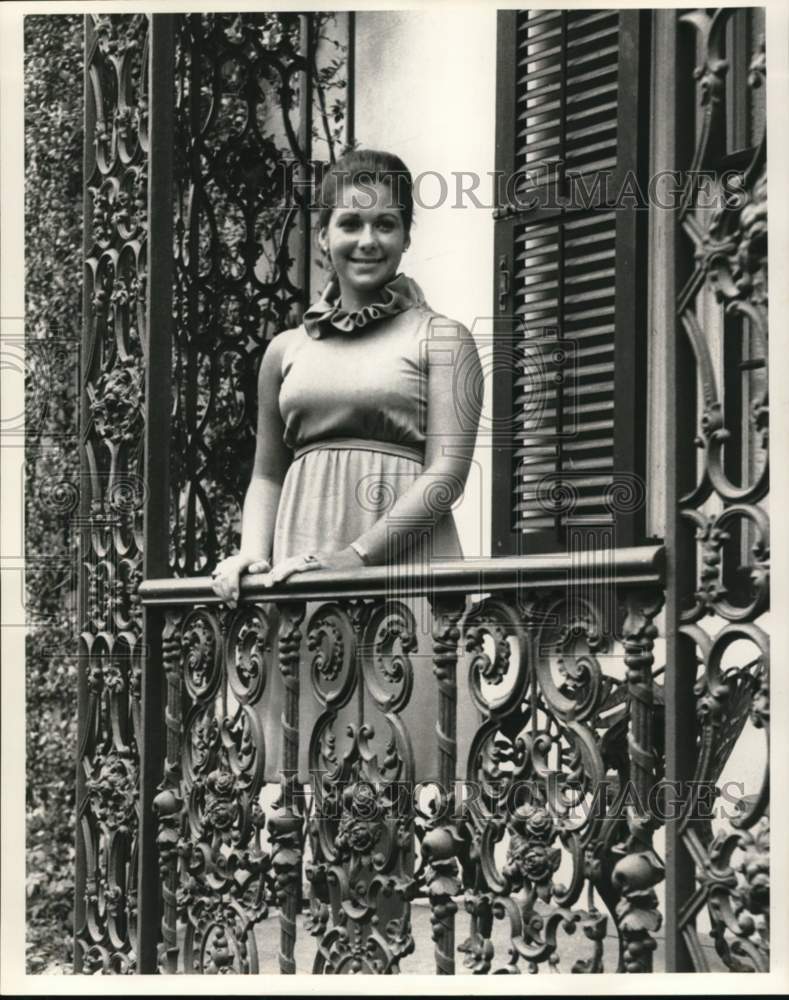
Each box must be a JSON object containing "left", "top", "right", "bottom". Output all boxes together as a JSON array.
[{"left": 336, "top": 279, "right": 388, "bottom": 313}]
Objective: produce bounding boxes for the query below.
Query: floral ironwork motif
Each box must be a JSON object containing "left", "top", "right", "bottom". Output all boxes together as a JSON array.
[
  {"left": 76, "top": 13, "right": 150, "bottom": 972},
  {"left": 674, "top": 6, "right": 769, "bottom": 971},
  {"left": 456, "top": 591, "right": 667, "bottom": 973},
  {"left": 154, "top": 604, "right": 274, "bottom": 973},
  {"left": 140, "top": 540, "right": 666, "bottom": 975},
  {"left": 307, "top": 600, "right": 419, "bottom": 974},
  {"left": 503, "top": 805, "right": 562, "bottom": 899}
]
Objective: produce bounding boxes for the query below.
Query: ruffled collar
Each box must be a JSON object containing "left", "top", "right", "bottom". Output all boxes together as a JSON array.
[{"left": 303, "top": 272, "right": 428, "bottom": 339}]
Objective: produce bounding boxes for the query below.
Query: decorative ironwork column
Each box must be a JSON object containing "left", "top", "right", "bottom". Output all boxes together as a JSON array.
[
  {"left": 613, "top": 589, "right": 665, "bottom": 972},
  {"left": 666, "top": 6, "right": 769, "bottom": 972},
  {"left": 269, "top": 602, "right": 307, "bottom": 974},
  {"left": 150, "top": 12, "right": 351, "bottom": 976},
  {"left": 76, "top": 14, "right": 152, "bottom": 973},
  {"left": 422, "top": 596, "right": 465, "bottom": 975}
]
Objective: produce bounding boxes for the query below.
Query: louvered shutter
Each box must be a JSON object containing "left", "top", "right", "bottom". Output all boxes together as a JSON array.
[{"left": 492, "top": 9, "right": 650, "bottom": 555}]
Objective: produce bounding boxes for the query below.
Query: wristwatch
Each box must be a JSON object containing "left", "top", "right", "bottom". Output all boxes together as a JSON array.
[{"left": 349, "top": 539, "right": 371, "bottom": 566}]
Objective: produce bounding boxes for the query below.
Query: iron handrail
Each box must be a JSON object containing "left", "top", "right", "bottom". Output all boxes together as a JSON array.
[{"left": 138, "top": 544, "right": 665, "bottom": 605}]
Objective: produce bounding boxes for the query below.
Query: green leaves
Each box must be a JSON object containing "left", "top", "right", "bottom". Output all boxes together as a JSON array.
[{"left": 24, "top": 14, "right": 83, "bottom": 975}]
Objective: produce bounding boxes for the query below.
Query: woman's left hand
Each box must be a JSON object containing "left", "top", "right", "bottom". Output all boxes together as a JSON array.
[{"left": 260, "top": 546, "right": 365, "bottom": 587}]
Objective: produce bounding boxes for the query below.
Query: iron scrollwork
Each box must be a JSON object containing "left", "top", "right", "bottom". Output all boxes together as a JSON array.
[
  {"left": 457, "top": 587, "right": 665, "bottom": 973},
  {"left": 675, "top": 6, "right": 769, "bottom": 971},
  {"left": 169, "top": 13, "right": 350, "bottom": 576},
  {"left": 153, "top": 604, "right": 275, "bottom": 973},
  {"left": 77, "top": 13, "right": 150, "bottom": 973},
  {"left": 308, "top": 600, "right": 419, "bottom": 974}
]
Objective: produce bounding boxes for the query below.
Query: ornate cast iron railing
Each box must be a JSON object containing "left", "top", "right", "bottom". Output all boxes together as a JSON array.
[
  {"left": 665, "top": 6, "right": 769, "bottom": 973},
  {"left": 76, "top": 5, "right": 770, "bottom": 978},
  {"left": 138, "top": 547, "right": 666, "bottom": 974},
  {"left": 77, "top": 12, "right": 350, "bottom": 973}
]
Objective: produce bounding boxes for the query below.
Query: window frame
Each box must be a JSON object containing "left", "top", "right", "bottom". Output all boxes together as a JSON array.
[{"left": 491, "top": 8, "right": 652, "bottom": 556}]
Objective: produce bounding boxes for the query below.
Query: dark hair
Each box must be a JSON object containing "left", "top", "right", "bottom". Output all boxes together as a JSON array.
[{"left": 317, "top": 148, "right": 414, "bottom": 237}]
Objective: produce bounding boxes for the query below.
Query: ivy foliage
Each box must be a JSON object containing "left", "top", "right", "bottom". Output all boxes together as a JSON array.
[{"left": 24, "top": 13, "right": 83, "bottom": 974}]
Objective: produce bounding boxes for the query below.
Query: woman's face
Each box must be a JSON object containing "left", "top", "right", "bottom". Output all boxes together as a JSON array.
[{"left": 320, "top": 180, "right": 409, "bottom": 303}]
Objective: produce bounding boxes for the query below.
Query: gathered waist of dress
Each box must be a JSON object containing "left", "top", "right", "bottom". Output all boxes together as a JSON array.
[{"left": 293, "top": 436, "right": 425, "bottom": 464}]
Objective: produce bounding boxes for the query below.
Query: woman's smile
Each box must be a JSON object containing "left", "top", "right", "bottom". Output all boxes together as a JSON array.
[{"left": 320, "top": 180, "right": 408, "bottom": 310}]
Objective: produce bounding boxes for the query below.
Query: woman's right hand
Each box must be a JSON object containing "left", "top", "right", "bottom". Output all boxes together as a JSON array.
[{"left": 210, "top": 553, "right": 271, "bottom": 608}]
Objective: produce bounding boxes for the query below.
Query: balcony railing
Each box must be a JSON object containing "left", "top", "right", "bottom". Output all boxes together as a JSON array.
[
  {"left": 72, "top": 8, "right": 770, "bottom": 976},
  {"left": 136, "top": 546, "right": 666, "bottom": 974}
]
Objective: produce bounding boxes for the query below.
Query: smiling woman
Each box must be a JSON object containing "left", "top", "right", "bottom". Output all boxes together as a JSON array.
[
  {"left": 211, "top": 148, "right": 482, "bottom": 602},
  {"left": 320, "top": 179, "right": 409, "bottom": 306}
]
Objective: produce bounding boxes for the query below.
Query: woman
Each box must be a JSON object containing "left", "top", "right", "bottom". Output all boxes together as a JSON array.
[{"left": 211, "top": 149, "right": 482, "bottom": 605}]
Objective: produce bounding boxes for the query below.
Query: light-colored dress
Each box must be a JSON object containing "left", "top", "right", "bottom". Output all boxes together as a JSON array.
[
  {"left": 262, "top": 273, "right": 472, "bottom": 783},
  {"left": 272, "top": 271, "right": 463, "bottom": 563}
]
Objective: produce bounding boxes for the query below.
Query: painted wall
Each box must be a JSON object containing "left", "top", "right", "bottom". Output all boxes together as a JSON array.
[{"left": 354, "top": 9, "right": 498, "bottom": 560}]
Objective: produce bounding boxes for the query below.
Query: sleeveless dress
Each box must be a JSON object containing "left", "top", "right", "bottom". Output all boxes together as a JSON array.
[
  {"left": 261, "top": 273, "right": 473, "bottom": 783},
  {"left": 272, "top": 271, "right": 463, "bottom": 563}
]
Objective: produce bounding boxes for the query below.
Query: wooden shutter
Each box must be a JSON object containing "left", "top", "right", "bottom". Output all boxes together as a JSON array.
[{"left": 492, "top": 9, "right": 650, "bottom": 555}]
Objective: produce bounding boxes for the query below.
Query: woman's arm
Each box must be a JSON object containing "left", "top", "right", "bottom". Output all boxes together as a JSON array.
[
  {"left": 211, "top": 334, "right": 292, "bottom": 604},
  {"left": 261, "top": 317, "right": 482, "bottom": 585},
  {"left": 350, "top": 317, "right": 482, "bottom": 564},
  {"left": 239, "top": 333, "right": 292, "bottom": 562}
]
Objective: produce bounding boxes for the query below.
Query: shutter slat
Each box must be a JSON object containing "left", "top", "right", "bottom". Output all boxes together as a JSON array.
[
  {"left": 508, "top": 9, "right": 637, "bottom": 537},
  {"left": 565, "top": 361, "right": 615, "bottom": 381},
  {"left": 566, "top": 99, "right": 619, "bottom": 125},
  {"left": 520, "top": 41, "right": 564, "bottom": 65},
  {"left": 564, "top": 286, "right": 616, "bottom": 307},
  {"left": 565, "top": 64, "right": 618, "bottom": 94},
  {"left": 566, "top": 156, "right": 618, "bottom": 177},
  {"left": 515, "top": 131, "right": 564, "bottom": 154},
  {"left": 567, "top": 24, "right": 618, "bottom": 50},
  {"left": 517, "top": 62, "right": 564, "bottom": 86},
  {"left": 563, "top": 331, "right": 616, "bottom": 347},
  {"left": 566, "top": 81, "right": 618, "bottom": 107},
  {"left": 520, "top": 10, "right": 564, "bottom": 29},
  {"left": 566, "top": 44, "right": 619, "bottom": 74},
  {"left": 518, "top": 97, "right": 562, "bottom": 121},
  {"left": 514, "top": 495, "right": 615, "bottom": 514},
  {"left": 520, "top": 475, "right": 613, "bottom": 494},
  {"left": 565, "top": 265, "right": 617, "bottom": 285},
  {"left": 516, "top": 80, "right": 563, "bottom": 105},
  {"left": 566, "top": 10, "right": 618, "bottom": 29},
  {"left": 566, "top": 119, "right": 618, "bottom": 144}
]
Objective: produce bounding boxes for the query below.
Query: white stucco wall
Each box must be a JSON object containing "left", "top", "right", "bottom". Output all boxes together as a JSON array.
[{"left": 354, "top": 9, "right": 497, "bottom": 559}]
